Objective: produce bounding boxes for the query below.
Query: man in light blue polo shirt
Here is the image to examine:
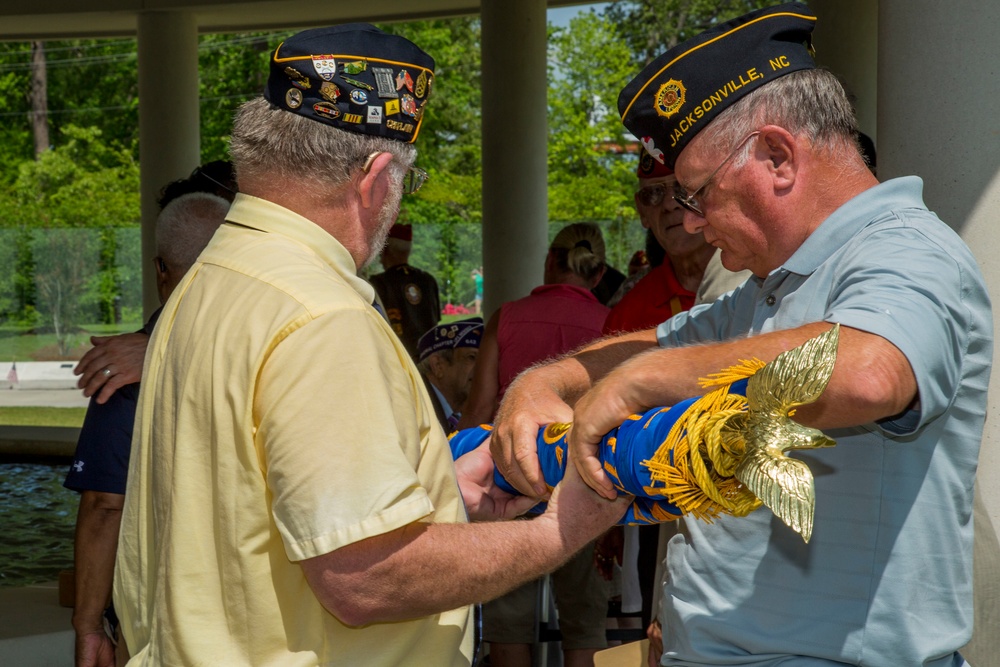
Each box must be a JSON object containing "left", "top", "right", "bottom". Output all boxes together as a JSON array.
[{"left": 489, "top": 4, "right": 992, "bottom": 666}]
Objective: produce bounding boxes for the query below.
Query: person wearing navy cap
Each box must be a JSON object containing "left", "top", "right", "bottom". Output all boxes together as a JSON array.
[
  {"left": 491, "top": 4, "right": 992, "bottom": 666},
  {"left": 112, "top": 23, "right": 628, "bottom": 667},
  {"left": 417, "top": 318, "right": 483, "bottom": 432}
]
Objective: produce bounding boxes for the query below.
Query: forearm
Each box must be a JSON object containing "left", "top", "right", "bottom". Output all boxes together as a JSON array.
[
  {"left": 302, "top": 469, "right": 628, "bottom": 626},
  {"left": 72, "top": 492, "right": 124, "bottom": 633},
  {"left": 599, "top": 322, "right": 916, "bottom": 431},
  {"left": 539, "top": 328, "right": 659, "bottom": 406},
  {"left": 306, "top": 518, "right": 578, "bottom": 625}
]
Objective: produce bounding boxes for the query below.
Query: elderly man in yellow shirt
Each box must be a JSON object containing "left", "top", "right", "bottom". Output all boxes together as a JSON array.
[{"left": 112, "top": 24, "right": 628, "bottom": 667}]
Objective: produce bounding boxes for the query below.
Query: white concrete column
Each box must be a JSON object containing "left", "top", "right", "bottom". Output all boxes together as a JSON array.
[
  {"left": 480, "top": 0, "right": 548, "bottom": 315},
  {"left": 137, "top": 12, "right": 200, "bottom": 316},
  {"left": 808, "top": 0, "right": 877, "bottom": 142},
  {"left": 879, "top": 0, "right": 1000, "bottom": 513},
  {"left": 879, "top": 3, "right": 1000, "bottom": 654}
]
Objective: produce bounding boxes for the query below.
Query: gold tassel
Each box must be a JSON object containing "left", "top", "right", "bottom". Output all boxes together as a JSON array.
[{"left": 643, "top": 358, "right": 767, "bottom": 521}]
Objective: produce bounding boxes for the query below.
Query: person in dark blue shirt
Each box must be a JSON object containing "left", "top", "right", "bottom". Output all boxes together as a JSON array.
[{"left": 64, "top": 191, "right": 230, "bottom": 667}]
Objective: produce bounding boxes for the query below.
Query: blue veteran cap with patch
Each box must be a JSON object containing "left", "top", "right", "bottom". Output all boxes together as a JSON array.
[
  {"left": 418, "top": 318, "right": 484, "bottom": 362},
  {"left": 618, "top": 2, "right": 817, "bottom": 169},
  {"left": 265, "top": 23, "right": 435, "bottom": 144}
]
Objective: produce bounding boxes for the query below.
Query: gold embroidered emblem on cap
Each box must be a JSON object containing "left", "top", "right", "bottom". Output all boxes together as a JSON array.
[{"left": 654, "top": 78, "right": 686, "bottom": 118}]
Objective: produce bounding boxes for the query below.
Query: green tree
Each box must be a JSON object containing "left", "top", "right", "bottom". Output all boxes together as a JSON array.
[
  {"left": 199, "top": 31, "right": 288, "bottom": 163},
  {"left": 606, "top": 0, "right": 783, "bottom": 64},
  {"left": 0, "top": 43, "right": 35, "bottom": 183},
  {"left": 33, "top": 228, "right": 101, "bottom": 355},
  {"left": 377, "top": 18, "right": 485, "bottom": 306},
  {"left": 547, "top": 11, "right": 645, "bottom": 269},
  {"left": 1, "top": 125, "right": 139, "bottom": 331}
]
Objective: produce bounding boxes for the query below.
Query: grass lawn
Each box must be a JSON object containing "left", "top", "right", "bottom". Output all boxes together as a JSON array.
[
  {"left": 0, "top": 407, "right": 86, "bottom": 427},
  {"left": 0, "top": 322, "right": 141, "bottom": 362}
]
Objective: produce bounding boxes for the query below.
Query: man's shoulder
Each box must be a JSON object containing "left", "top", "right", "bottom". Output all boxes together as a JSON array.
[
  {"left": 398, "top": 263, "right": 436, "bottom": 281},
  {"left": 197, "top": 231, "right": 368, "bottom": 315},
  {"left": 617, "top": 264, "right": 672, "bottom": 304}
]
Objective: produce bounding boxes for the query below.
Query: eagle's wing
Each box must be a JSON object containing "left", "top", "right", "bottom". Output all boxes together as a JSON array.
[
  {"left": 746, "top": 324, "right": 840, "bottom": 415},
  {"left": 736, "top": 445, "right": 817, "bottom": 543}
]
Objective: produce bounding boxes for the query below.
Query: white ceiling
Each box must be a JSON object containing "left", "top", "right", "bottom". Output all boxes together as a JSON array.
[{"left": 0, "top": 0, "right": 590, "bottom": 39}]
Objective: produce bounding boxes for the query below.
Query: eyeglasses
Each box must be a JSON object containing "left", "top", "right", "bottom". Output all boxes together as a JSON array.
[
  {"left": 636, "top": 183, "right": 668, "bottom": 208},
  {"left": 673, "top": 131, "right": 759, "bottom": 217},
  {"left": 190, "top": 165, "right": 237, "bottom": 197},
  {"left": 401, "top": 165, "right": 429, "bottom": 195},
  {"left": 362, "top": 152, "right": 428, "bottom": 195}
]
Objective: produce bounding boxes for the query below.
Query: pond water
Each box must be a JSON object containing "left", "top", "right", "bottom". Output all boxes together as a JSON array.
[{"left": 0, "top": 462, "right": 77, "bottom": 587}]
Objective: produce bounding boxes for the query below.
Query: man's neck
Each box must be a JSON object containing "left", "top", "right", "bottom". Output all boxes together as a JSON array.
[
  {"left": 242, "top": 179, "right": 368, "bottom": 268},
  {"left": 667, "top": 244, "right": 716, "bottom": 292}
]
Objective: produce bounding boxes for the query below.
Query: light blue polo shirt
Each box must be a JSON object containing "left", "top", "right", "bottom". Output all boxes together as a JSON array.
[{"left": 656, "top": 177, "right": 992, "bottom": 666}]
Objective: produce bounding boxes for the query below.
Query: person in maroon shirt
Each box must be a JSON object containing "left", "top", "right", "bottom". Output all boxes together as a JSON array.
[{"left": 458, "top": 222, "right": 611, "bottom": 667}]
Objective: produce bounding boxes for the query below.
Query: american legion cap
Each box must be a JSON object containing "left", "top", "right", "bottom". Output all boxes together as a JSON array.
[
  {"left": 265, "top": 23, "right": 435, "bottom": 144},
  {"left": 637, "top": 146, "right": 673, "bottom": 179},
  {"left": 618, "top": 2, "right": 817, "bottom": 169},
  {"left": 418, "top": 318, "right": 484, "bottom": 363}
]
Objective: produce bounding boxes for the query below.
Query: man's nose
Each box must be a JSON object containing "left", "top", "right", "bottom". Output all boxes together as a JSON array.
[{"left": 682, "top": 210, "right": 706, "bottom": 234}]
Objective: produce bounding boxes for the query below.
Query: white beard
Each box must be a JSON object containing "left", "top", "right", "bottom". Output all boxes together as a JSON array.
[{"left": 363, "top": 174, "right": 404, "bottom": 269}]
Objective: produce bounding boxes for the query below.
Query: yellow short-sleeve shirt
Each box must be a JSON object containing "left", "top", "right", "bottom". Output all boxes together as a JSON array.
[{"left": 114, "top": 194, "right": 473, "bottom": 666}]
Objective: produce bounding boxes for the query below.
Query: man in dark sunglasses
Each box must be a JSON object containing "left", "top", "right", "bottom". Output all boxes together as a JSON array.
[{"left": 604, "top": 147, "right": 749, "bottom": 336}]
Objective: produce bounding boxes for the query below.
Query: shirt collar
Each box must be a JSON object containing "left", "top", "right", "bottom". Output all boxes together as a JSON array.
[
  {"left": 225, "top": 193, "right": 375, "bottom": 303},
  {"left": 781, "top": 176, "right": 926, "bottom": 277}
]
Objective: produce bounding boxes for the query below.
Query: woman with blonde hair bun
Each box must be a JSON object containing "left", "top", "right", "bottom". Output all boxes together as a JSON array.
[{"left": 457, "top": 221, "right": 612, "bottom": 667}]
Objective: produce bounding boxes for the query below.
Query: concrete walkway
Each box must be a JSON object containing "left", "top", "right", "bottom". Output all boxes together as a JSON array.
[
  {"left": 0, "top": 388, "right": 90, "bottom": 409},
  {"left": 0, "top": 582, "right": 73, "bottom": 667}
]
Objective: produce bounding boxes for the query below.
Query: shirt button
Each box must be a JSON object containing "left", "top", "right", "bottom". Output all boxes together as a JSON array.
[{"left": 765, "top": 294, "right": 776, "bottom": 306}]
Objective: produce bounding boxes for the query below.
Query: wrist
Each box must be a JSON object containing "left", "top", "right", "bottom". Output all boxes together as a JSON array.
[{"left": 72, "top": 608, "right": 107, "bottom": 634}]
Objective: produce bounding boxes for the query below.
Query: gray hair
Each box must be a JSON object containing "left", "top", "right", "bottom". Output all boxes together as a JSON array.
[
  {"left": 699, "top": 69, "right": 859, "bottom": 166},
  {"left": 417, "top": 348, "right": 453, "bottom": 375},
  {"left": 229, "top": 96, "right": 416, "bottom": 190},
  {"left": 155, "top": 192, "right": 230, "bottom": 272}
]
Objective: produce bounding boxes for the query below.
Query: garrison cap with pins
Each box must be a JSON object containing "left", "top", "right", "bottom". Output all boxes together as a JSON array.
[
  {"left": 418, "top": 318, "right": 484, "bottom": 363},
  {"left": 618, "top": 2, "right": 817, "bottom": 169},
  {"left": 265, "top": 23, "right": 435, "bottom": 144}
]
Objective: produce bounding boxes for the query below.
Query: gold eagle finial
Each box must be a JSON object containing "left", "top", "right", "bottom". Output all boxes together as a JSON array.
[{"left": 719, "top": 325, "right": 840, "bottom": 542}]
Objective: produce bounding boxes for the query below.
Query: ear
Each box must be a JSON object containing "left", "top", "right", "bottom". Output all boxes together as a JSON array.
[
  {"left": 356, "top": 152, "right": 395, "bottom": 209},
  {"left": 152, "top": 256, "right": 171, "bottom": 300},
  {"left": 635, "top": 192, "right": 653, "bottom": 229},
  {"left": 759, "top": 125, "right": 797, "bottom": 191},
  {"left": 427, "top": 353, "right": 446, "bottom": 378},
  {"left": 153, "top": 256, "right": 167, "bottom": 279}
]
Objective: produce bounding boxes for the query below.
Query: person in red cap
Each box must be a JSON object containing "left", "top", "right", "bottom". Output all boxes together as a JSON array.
[
  {"left": 603, "top": 147, "right": 749, "bottom": 335},
  {"left": 370, "top": 222, "right": 442, "bottom": 361}
]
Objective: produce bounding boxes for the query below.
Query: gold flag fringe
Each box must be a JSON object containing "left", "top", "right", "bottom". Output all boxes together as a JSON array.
[{"left": 642, "top": 357, "right": 767, "bottom": 522}]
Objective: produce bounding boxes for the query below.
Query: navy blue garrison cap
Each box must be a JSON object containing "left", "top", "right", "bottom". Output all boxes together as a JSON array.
[
  {"left": 265, "top": 23, "right": 435, "bottom": 144},
  {"left": 418, "top": 318, "right": 484, "bottom": 363},
  {"left": 618, "top": 2, "right": 817, "bottom": 169}
]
